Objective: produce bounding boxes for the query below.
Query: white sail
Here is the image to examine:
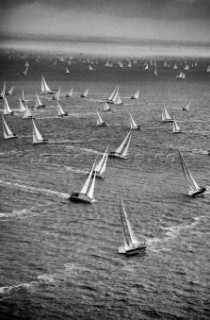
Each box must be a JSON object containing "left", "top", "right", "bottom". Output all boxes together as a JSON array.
[
  {"left": 3, "top": 97, "right": 13, "bottom": 115},
  {"left": 154, "top": 68, "right": 158, "bottom": 76},
  {"left": 86, "top": 172, "right": 96, "bottom": 199},
  {"left": 65, "top": 67, "right": 70, "bottom": 74},
  {"left": 183, "top": 102, "right": 190, "bottom": 112},
  {"left": 88, "top": 65, "right": 94, "bottom": 71},
  {"left": 81, "top": 89, "right": 89, "bottom": 98},
  {"left": 115, "top": 131, "right": 130, "bottom": 155},
  {"left": 80, "top": 159, "right": 97, "bottom": 195},
  {"left": 172, "top": 117, "right": 181, "bottom": 132},
  {"left": 108, "top": 86, "right": 118, "bottom": 101},
  {"left": 35, "top": 92, "right": 44, "bottom": 108},
  {"left": 41, "top": 75, "right": 52, "bottom": 93},
  {"left": 7, "top": 86, "right": 14, "bottom": 96},
  {"left": 120, "top": 133, "right": 131, "bottom": 158},
  {"left": 104, "top": 102, "right": 111, "bottom": 111},
  {"left": 173, "top": 63, "right": 178, "bottom": 69},
  {"left": 52, "top": 88, "right": 61, "bottom": 100},
  {"left": 121, "top": 198, "right": 139, "bottom": 245},
  {"left": 96, "top": 110, "right": 105, "bottom": 126},
  {"left": 57, "top": 101, "right": 66, "bottom": 116},
  {"left": 162, "top": 105, "right": 172, "bottom": 121},
  {"left": 2, "top": 115, "right": 17, "bottom": 139},
  {"left": 0, "top": 82, "right": 6, "bottom": 98},
  {"left": 179, "top": 151, "right": 200, "bottom": 193},
  {"left": 129, "top": 113, "right": 139, "bottom": 130},
  {"left": 131, "top": 90, "right": 139, "bottom": 99},
  {"left": 32, "top": 119, "right": 44, "bottom": 144},
  {"left": 94, "top": 147, "right": 108, "bottom": 176},
  {"left": 19, "top": 98, "right": 26, "bottom": 112},
  {"left": 22, "top": 104, "right": 32, "bottom": 119},
  {"left": 145, "top": 64, "right": 149, "bottom": 71},
  {"left": 206, "top": 65, "right": 210, "bottom": 72},
  {"left": 119, "top": 200, "right": 130, "bottom": 252},
  {"left": 66, "top": 88, "right": 73, "bottom": 97},
  {"left": 22, "top": 66, "right": 28, "bottom": 76}
]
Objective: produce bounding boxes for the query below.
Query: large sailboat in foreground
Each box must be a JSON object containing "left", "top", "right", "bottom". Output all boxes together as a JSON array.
[
  {"left": 32, "top": 119, "right": 48, "bottom": 145},
  {"left": 69, "top": 159, "right": 97, "bottom": 204},
  {"left": 93, "top": 148, "right": 108, "bottom": 178},
  {"left": 178, "top": 150, "right": 206, "bottom": 197},
  {"left": 118, "top": 198, "right": 146, "bottom": 256},
  {"left": 161, "top": 105, "right": 173, "bottom": 122},
  {"left": 2, "top": 115, "right": 18, "bottom": 139},
  {"left": 109, "top": 131, "right": 131, "bottom": 159}
]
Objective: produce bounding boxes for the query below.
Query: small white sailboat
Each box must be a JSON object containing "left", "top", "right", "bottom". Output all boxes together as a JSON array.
[
  {"left": 69, "top": 159, "right": 97, "bottom": 204},
  {"left": 154, "top": 68, "right": 158, "bottom": 76},
  {"left": 88, "top": 65, "right": 95, "bottom": 71},
  {"left": 21, "top": 66, "right": 29, "bottom": 76},
  {"left": 173, "top": 63, "right": 178, "bottom": 70},
  {"left": 41, "top": 75, "right": 56, "bottom": 94},
  {"left": 183, "top": 101, "right": 190, "bottom": 112},
  {"left": 52, "top": 88, "right": 61, "bottom": 100},
  {"left": 118, "top": 198, "right": 146, "bottom": 256},
  {"left": 57, "top": 101, "right": 68, "bottom": 117},
  {"left": 96, "top": 110, "right": 107, "bottom": 126},
  {"left": 206, "top": 65, "right": 210, "bottom": 73},
  {"left": 178, "top": 150, "right": 206, "bottom": 197},
  {"left": 65, "top": 67, "right": 70, "bottom": 74},
  {"left": 22, "top": 103, "right": 34, "bottom": 119},
  {"left": 2, "top": 115, "right": 18, "bottom": 139},
  {"left": 3, "top": 97, "right": 13, "bottom": 115},
  {"left": 129, "top": 113, "right": 141, "bottom": 130},
  {"left": 19, "top": 98, "right": 26, "bottom": 112},
  {"left": 6, "top": 86, "right": 14, "bottom": 96},
  {"left": 184, "top": 64, "right": 190, "bottom": 71},
  {"left": 93, "top": 147, "right": 108, "bottom": 178},
  {"left": 172, "top": 117, "right": 182, "bottom": 133},
  {"left": 0, "top": 82, "right": 6, "bottom": 99},
  {"left": 80, "top": 89, "right": 89, "bottom": 98},
  {"left": 103, "top": 102, "right": 112, "bottom": 111},
  {"left": 161, "top": 105, "right": 173, "bottom": 122},
  {"left": 66, "top": 88, "right": 73, "bottom": 98},
  {"left": 145, "top": 64, "right": 149, "bottom": 71},
  {"left": 131, "top": 90, "right": 139, "bottom": 99},
  {"left": 35, "top": 93, "right": 46, "bottom": 108},
  {"left": 106, "top": 86, "right": 122, "bottom": 105},
  {"left": 109, "top": 131, "right": 131, "bottom": 159},
  {"left": 32, "top": 119, "right": 48, "bottom": 145},
  {"left": 176, "top": 72, "right": 186, "bottom": 80}
]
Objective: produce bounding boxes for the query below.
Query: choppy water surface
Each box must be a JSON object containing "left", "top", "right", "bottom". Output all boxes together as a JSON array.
[{"left": 0, "top": 54, "right": 210, "bottom": 319}]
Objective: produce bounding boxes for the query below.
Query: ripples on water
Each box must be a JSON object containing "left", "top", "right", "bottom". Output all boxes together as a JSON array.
[{"left": 0, "top": 55, "right": 210, "bottom": 319}]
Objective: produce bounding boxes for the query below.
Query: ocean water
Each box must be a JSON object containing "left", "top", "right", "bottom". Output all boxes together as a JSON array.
[{"left": 0, "top": 54, "right": 210, "bottom": 319}]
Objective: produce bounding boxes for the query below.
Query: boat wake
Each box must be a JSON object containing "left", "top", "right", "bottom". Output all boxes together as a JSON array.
[{"left": 0, "top": 180, "right": 69, "bottom": 199}]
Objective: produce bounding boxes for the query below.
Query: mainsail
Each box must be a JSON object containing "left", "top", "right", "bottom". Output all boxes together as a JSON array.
[
  {"left": 32, "top": 119, "right": 47, "bottom": 144},
  {"left": 109, "top": 131, "right": 131, "bottom": 159},
  {"left": 96, "top": 110, "right": 106, "bottom": 126},
  {"left": 172, "top": 117, "right": 181, "bottom": 133},
  {"left": 162, "top": 105, "right": 173, "bottom": 122},
  {"left": 41, "top": 75, "right": 54, "bottom": 93},
  {"left": 57, "top": 101, "right": 68, "bottom": 116},
  {"left": 3, "top": 97, "right": 13, "bottom": 115},
  {"left": 22, "top": 104, "right": 33, "bottom": 119},
  {"left": 129, "top": 113, "right": 140, "bottom": 130},
  {"left": 2, "top": 115, "right": 18, "bottom": 139},
  {"left": 19, "top": 98, "right": 26, "bottom": 112},
  {"left": 93, "top": 147, "right": 108, "bottom": 178},
  {"left": 131, "top": 90, "right": 139, "bottom": 99},
  {"left": 0, "top": 82, "right": 6, "bottom": 99}
]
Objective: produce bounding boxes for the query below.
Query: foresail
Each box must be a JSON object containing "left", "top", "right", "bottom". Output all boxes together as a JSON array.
[
  {"left": 87, "top": 171, "right": 96, "bottom": 199},
  {"left": 108, "top": 86, "right": 118, "bottom": 101},
  {"left": 2, "top": 116, "right": 13, "bottom": 137},
  {"left": 80, "top": 158, "right": 97, "bottom": 195},
  {"left": 120, "top": 132, "right": 131, "bottom": 158},
  {"left": 115, "top": 131, "right": 131, "bottom": 154},
  {"left": 173, "top": 118, "right": 180, "bottom": 132}
]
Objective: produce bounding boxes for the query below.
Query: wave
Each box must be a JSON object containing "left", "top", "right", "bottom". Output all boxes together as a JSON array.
[{"left": 0, "top": 180, "right": 69, "bottom": 199}]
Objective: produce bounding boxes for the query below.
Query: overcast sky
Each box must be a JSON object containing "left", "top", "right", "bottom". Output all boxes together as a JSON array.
[{"left": 1, "top": 0, "right": 210, "bottom": 43}]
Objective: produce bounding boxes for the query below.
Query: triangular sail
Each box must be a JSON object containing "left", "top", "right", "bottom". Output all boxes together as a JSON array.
[
  {"left": 81, "top": 89, "right": 88, "bottom": 97},
  {"left": 129, "top": 113, "right": 138, "bottom": 129},
  {"left": 32, "top": 119, "right": 44, "bottom": 143},
  {"left": 120, "top": 199, "right": 130, "bottom": 251},
  {"left": 96, "top": 110, "right": 104, "bottom": 125},
  {"left": 121, "top": 132, "right": 131, "bottom": 158},
  {"left": 115, "top": 131, "right": 131, "bottom": 155},
  {"left": 80, "top": 159, "right": 97, "bottom": 195},
  {"left": 173, "top": 117, "right": 180, "bottom": 132},
  {"left": 19, "top": 98, "right": 26, "bottom": 112},
  {"left": 131, "top": 90, "right": 139, "bottom": 99},
  {"left": 1, "top": 82, "right": 6, "bottom": 98},
  {"left": 57, "top": 101, "right": 65, "bottom": 116},
  {"left": 108, "top": 86, "right": 118, "bottom": 101},
  {"left": 162, "top": 105, "right": 172, "bottom": 121},
  {"left": 66, "top": 88, "right": 73, "bottom": 97},
  {"left": 22, "top": 104, "right": 32, "bottom": 118},
  {"left": 179, "top": 151, "right": 199, "bottom": 192},
  {"left": 94, "top": 147, "right": 108, "bottom": 175},
  {"left": 87, "top": 172, "right": 96, "bottom": 199},
  {"left": 121, "top": 198, "right": 139, "bottom": 245},
  {"left": 3, "top": 97, "right": 13, "bottom": 114},
  {"left": 7, "top": 86, "right": 14, "bottom": 95},
  {"left": 2, "top": 115, "right": 14, "bottom": 138},
  {"left": 41, "top": 76, "right": 52, "bottom": 93},
  {"left": 104, "top": 102, "right": 110, "bottom": 111}
]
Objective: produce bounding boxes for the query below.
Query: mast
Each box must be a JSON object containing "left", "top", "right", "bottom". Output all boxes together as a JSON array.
[
  {"left": 80, "top": 158, "right": 97, "bottom": 195},
  {"left": 121, "top": 198, "right": 139, "bottom": 245},
  {"left": 178, "top": 151, "right": 199, "bottom": 192}
]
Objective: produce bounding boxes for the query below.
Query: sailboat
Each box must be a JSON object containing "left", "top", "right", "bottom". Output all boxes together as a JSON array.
[
  {"left": 3, "top": 97, "right": 13, "bottom": 115},
  {"left": 129, "top": 113, "right": 141, "bottom": 130},
  {"left": 103, "top": 102, "right": 112, "bottom": 111},
  {"left": 88, "top": 65, "right": 95, "bottom": 71},
  {"left": 178, "top": 150, "right": 206, "bottom": 197},
  {"left": 96, "top": 110, "right": 107, "bottom": 126},
  {"left": 183, "top": 101, "right": 190, "bottom": 112},
  {"left": 161, "top": 105, "right": 173, "bottom": 122},
  {"left": 57, "top": 101, "right": 68, "bottom": 117},
  {"left": 118, "top": 198, "right": 146, "bottom": 256},
  {"left": 206, "top": 65, "right": 210, "bottom": 73},
  {"left": 65, "top": 67, "right": 70, "bottom": 74},
  {"left": 69, "top": 159, "right": 97, "bottom": 204},
  {"left": 52, "top": 88, "right": 61, "bottom": 100},
  {"left": 2, "top": 115, "right": 18, "bottom": 139},
  {"left": 22, "top": 103, "right": 34, "bottom": 119},
  {"left": 66, "top": 88, "right": 73, "bottom": 97},
  {"left": 41, "top": 75, "right": 56, "bottom": 94},
  {"left": 172, "top": 117, "right": 182, "bottom": 133},
  {"left": 109, "top": 131, "right": 131, "bottom": 159},
  {"left": 35, "top": 93, "right": 46, "bottom": 108},
  {"left": 80, "top": 89, "right": 89, "bottom": 98},
  {"left": 131, "top": 90, "right": 139, "bottom": 99},
  {"left": 93, "top": 148, "right": 108, "bottom": 178},
  {"left": 21, "top": 66, "right": 29, "bottom": 76},
  {"left": 0, "top": 82, "right": 6, "bottom": 99},
  {"left": 176, "top": 72, "right": 186, "bottom": 80},
  {"left": 32, "top": 119, "right": 48, "bottom": 145},
  {"left": 106, "top": 86, "right": 122, "bottom": 105},
  {"left": 19, "top": 98, "right": 26, "bottom": 112},
  {"left": 6, "top": 86, "right": 14, "bottom": 96}
]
